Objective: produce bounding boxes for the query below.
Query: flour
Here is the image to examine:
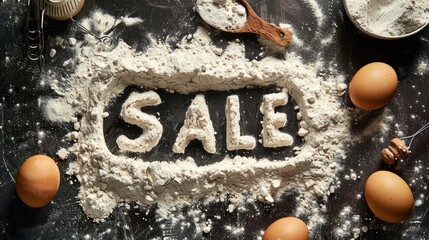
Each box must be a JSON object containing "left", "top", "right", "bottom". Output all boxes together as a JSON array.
[
  {"left": 350, "top": 107, "right": 394, "bottom": 142},
  {"left": 196, "top": 0, "right": 247, "bottom": 30},
  {"left": 56, "top": 148, "right": 69, "bottom": 160},
  {"left": 44, "top": 98, "right": 75, "bottom": 122},
  {"left": 173, "top": 94, "right": 217, "bottom": 154},
  {"left": 345, "top": 0, "right": 429, "bottom": 37},
  {"left": 334, "top": 206, "right": 362, "bottom": 239},
  {"left": 304, "top": 0, "right": 324, "bottom": 27},
  {"left": 416, "top": 56, "right": 428, "bottom": 76},
  {"left": 42, "top": 6, "right": 354, "bottom": 237},
  {"left": 121, "top": 16, "right": 144, "bottom": 26},
  {"left": 260, "top": 91, "right": 294, "bottom": 148},
  {"left": 226, "top": 95, "right": 256, "bottom": 150},
  {"left": 116, "top": 91, "right": 163, "bottom": 153}
]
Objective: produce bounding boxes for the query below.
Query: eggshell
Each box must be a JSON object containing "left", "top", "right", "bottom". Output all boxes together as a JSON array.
[
  {"left": 263, "top": 217, "right": 309, "bottom": 240},
  {"left": 15, "top": 155, "right": 60, "bottom": 208},
  {"left": 349, "top": 62, "right": 398, "bottom": 110},
  {"left": 364, "top": 170, "right": 414, "bottom": 223}
]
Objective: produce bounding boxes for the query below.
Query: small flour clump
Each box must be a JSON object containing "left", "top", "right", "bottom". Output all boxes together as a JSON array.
[
  {"left": 196, "top": 0, "right": 247, "bottom": 30},
  {"left": 121, "top": 16, "right": 144, "bottom": 26},
  {"left": 42, "top": 7, "right": 353, "bottom": 236},
  {"left": 346, "top": 0, "right": 429, "bottom": 36}
]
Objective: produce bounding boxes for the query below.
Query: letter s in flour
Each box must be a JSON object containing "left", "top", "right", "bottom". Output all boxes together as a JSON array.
[{"left": 116, "top": 91, "right": 163, "bottom": 153}]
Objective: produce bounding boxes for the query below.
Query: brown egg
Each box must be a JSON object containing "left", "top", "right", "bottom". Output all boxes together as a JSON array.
[
  {"left": 365, "top": 170, "right": 414, "bottom": 223},
  {"left": 349, "top": 62, "right": 398, "bottom": 110},
  {"left": 263, "top": 217, "right": 309, "bottom": 240},
  {"left": 15, "top": 155, "right": 60, "bottom": 208}
]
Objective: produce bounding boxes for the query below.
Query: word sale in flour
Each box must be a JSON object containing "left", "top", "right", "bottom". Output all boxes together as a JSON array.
[{"left": 114, "top": 90, "right": 295, "bottom": 154}]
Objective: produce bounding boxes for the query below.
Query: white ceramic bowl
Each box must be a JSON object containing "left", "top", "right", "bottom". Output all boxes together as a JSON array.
[{"left": 343, "top": 0, "right": 428, "bottom": 40}]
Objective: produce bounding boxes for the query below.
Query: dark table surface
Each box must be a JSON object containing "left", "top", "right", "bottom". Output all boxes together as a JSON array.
[{"left": 1, "top": 0, "right": 429, "bottom": 239}]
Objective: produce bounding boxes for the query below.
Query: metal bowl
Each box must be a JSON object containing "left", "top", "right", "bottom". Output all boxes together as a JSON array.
[{"left": 343, "top": 0, "right": 428, "bottom": 40}]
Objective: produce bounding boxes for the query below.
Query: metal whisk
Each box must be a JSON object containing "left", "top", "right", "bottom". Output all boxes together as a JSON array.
[
  {"left": 26, "top": 0, "right": 45, "bottom": 69},
  {"left": 382, "top": 122, "right": 429, "bottom": 165},
  {"left": 25, "top": 0, "right": 113, "bottom": 70}
]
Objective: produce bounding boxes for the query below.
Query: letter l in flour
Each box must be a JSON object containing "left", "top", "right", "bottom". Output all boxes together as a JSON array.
[{"left": 225, "top": 95, "right": 256, "bottom": 150}]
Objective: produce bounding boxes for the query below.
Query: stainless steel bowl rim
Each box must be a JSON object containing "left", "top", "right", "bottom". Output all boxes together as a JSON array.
[{"left": 343, "top": 0, "right": 428, "bottom": 40}]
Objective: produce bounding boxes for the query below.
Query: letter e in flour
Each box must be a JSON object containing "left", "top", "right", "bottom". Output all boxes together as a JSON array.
[
  {"left": 116, "top": 91, "right": 163, "bottom": 153},
  {"left": 173, "top": 94, "right": 216, "bottom": 154},
  {"left": 260, "top": 91, "right": 294, "bottom": 148}
]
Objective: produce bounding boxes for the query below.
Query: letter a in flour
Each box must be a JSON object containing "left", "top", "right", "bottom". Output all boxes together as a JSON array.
[
  {"left": 260, "top": 91, "right": 294, "bottom": 148},
  {"left": 225, "top": 95, "right": 256, "bottom": 150},
  {"left": 116, "top": 91, "right": 163, "bottom": 153},
  {"left": 173, "top": 94, "right": 216, "bottom": 154}
]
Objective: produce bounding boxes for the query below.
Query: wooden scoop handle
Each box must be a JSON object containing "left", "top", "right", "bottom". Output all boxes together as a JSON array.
[{"left": 231, "top": 0, "right": 292, "bottom": 47}]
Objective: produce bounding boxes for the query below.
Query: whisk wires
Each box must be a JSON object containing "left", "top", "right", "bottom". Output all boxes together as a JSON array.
[
  {"left": 70, "top": 17, "right": 113, "bottom": 46},
  {"left": 401, "top": 122, "right": 429, "bottom": 148},
  {"left": 26, "top": 0, "right": 45, "bottom": 69}
]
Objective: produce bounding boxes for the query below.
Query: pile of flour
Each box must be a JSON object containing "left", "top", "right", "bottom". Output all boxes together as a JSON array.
[
  {"left": 43, "top": 6, "right": 351, "bottom": 237},
  {"left": 345, "top": 0, "right": 429, "bottom": 37}
]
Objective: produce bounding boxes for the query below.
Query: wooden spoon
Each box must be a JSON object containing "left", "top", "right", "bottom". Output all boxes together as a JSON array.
[{"left": 198, "top": 0, "right": 293, "bottom": 47}]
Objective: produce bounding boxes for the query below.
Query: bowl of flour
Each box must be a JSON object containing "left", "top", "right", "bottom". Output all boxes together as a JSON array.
[{"left": 344, "top": 0, "right": 429, "bottom": 39}]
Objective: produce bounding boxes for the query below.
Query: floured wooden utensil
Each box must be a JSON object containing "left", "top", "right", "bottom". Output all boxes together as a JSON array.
[{"left": 196, "top": 0, "right": 293, "bottom": 47}]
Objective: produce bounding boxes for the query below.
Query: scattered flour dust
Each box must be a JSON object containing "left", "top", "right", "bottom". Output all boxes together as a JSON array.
[
  {"left": 42, "top": 6, "right": 354, "bottom": 238},
  {"left": 334, "top": 206, "right": 363, "bottom": 239}
]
